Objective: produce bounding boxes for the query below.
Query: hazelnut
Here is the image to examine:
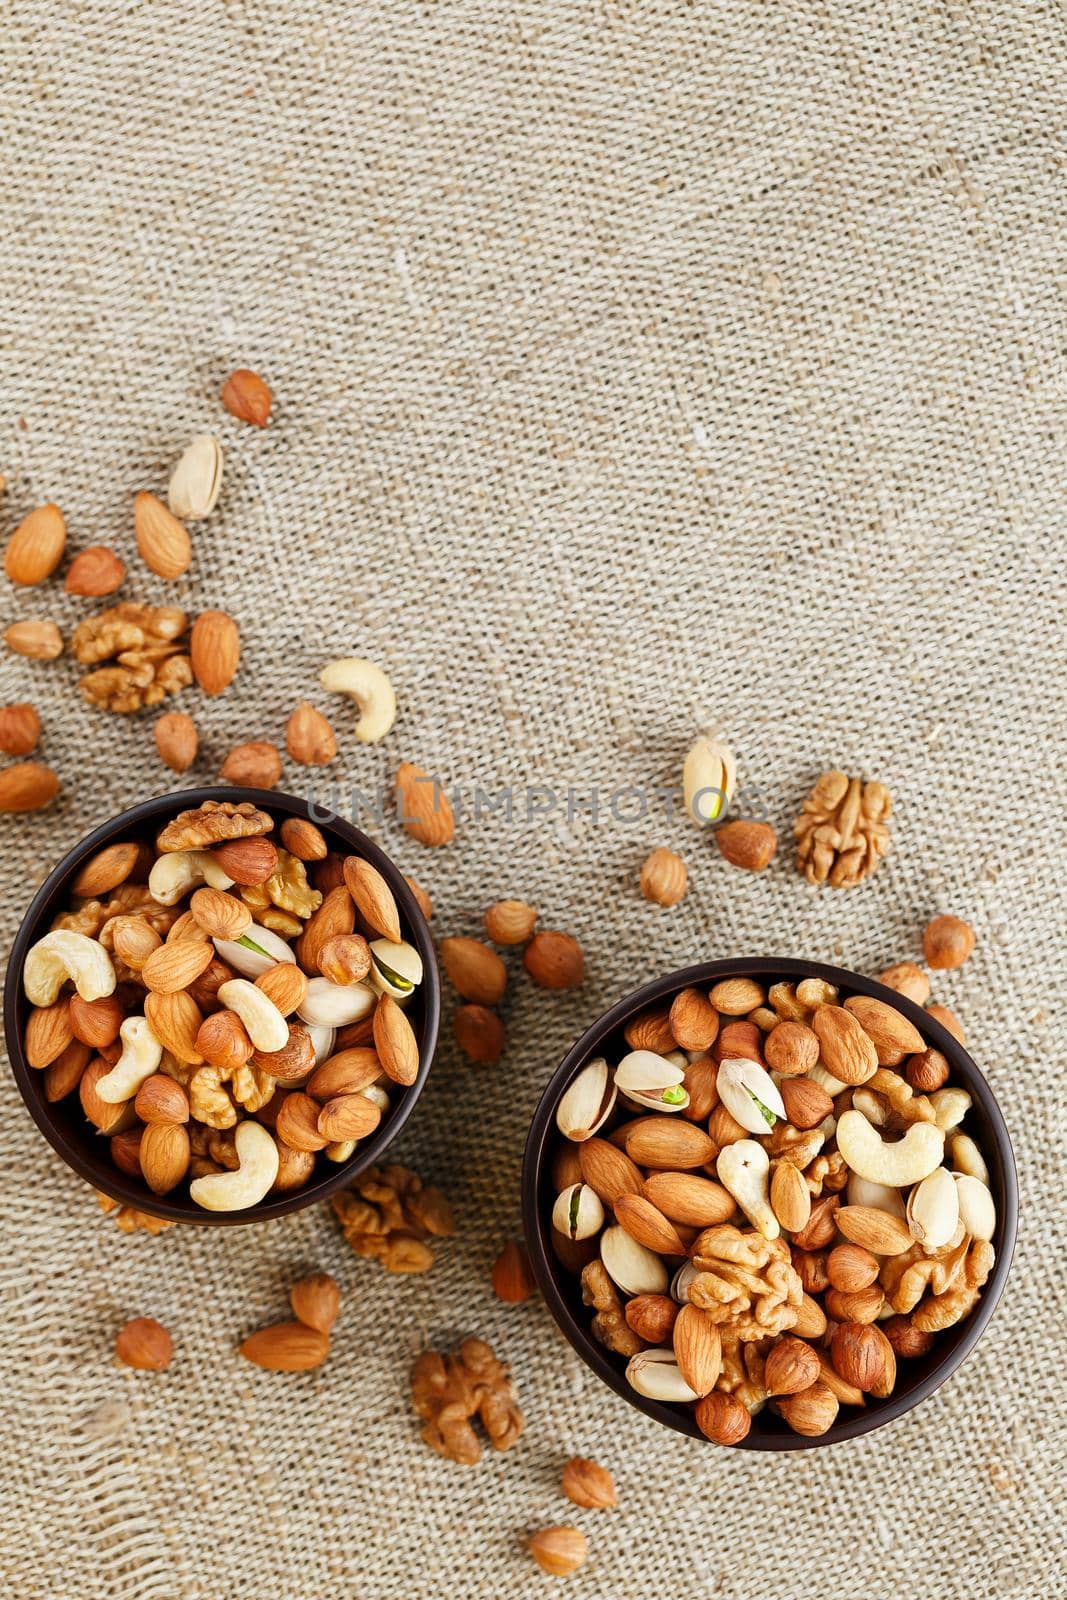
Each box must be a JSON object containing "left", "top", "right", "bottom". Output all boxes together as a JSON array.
[
  {"left": 694, "top": 1391, "right": 751, "bottom": 1445},
  {"left": 876, "top": 961, "right": 930, "bottom": 1006},
  {"left": 830, "top": 1322, "right": 895, "bottom": 1395},
  {"left": 523, "top": 931, "right": 584, "bottom": 990},
  {"left": 763, "top": 1336, "right": 821, "bottom": 1396},
  {"left": 792, "top": 1248, "right": 831, "bottom": 1295},
  {"left": 639, "top": 847, "right": 688, "bottom": 907},
  {"left": 882, "top": 1315, "right": 936, "bottom": 1360},
  {"left": 561, "top": 1456, "right": 617, "bottom": 1509},
  {"left": 764, "top": 1021, "right": 819, "bottom": 1076},
  {"left": 824, "top": 1284, "right": 885, "bottom": 1324},
  {"left": 926, "top": 1003, "right": 965, "bottom": 1045},
  {"left": 528, "top": 1527, "right": 587, "bottom": 1576},
  {"left": 625, "top": 1293, "right": 679, "bottom": 1344},
  {"left": 775, "top": 1380, "right": 839, "bottom": 1437},
  {"left": 923, "top": 914, "right": 976, "bottom": 970},
  {"left": 907, "top": 1048, "right": 950, "bottom": 1092},
  {"left": 714, "top": 819, "right": 779, "bottom": 872},
  {"left": 826, "top": 1243, "right": 880, "bottom": 1293},
  {"left": 791, "top": 1193, "right": 839, "bottom": 1251},
  {"left": 115, "top": 1316, "right": 173, "bottom": 1371}
]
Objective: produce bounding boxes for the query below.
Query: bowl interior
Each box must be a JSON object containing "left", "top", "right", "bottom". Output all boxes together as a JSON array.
[
  {"left": 522, "top": 957, "right": 1018, "bottom": 1450},
  {"left": 4, "top": 787, "right": 440, "bottom": 1225}
]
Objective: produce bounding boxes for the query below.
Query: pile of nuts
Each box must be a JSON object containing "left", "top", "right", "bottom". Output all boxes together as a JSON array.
[
  {"left": 546, "top": 952, "right": 996, "bottom": 1442},
  {"left": 20, "top": 798, "right": 427, "bottom": 1212}
]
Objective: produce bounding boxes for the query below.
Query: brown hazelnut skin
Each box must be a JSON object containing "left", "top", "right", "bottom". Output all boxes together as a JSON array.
[
  {"left": 695, "top": 1391, "right": 752, "bottom": 1445},
  {"left": 882, "top": 1315, "right": 936, "bottom": 1360},
  {"left": 792, "top": 1248, "right": 831, "bottom": 1295},
  {"left": 907, "top": 1048, "right": 950, "bottom": 1092},
  {"left": 926, "top": 1003, "right": 966, "bottom": 1045},
  {"left": 115, "top": 1316, "right": 173, "bottom": 1371},
  {"left": 826, "top": 1243, "right": 880, "bottom": 1292},
  {"left": 830, "top": 1322, "right": 895, "bottom": 1395},
  {"left": 625, "top": 1293, "right": 679, "bottom": 1344},
  {"left": 825, "top": 1285, "right": 885, "bottom": 1325},
  {"left": 764, "top": 1336, "right": 821, "bottom": 1396},
  {"left": 775, "top": 1380, "right": 840, "bottom": 1437},
  {"left": 764, "top": 1021, "right": 820, "bottom": 1076},
  {"left": 923, "top": 914, "right": 976, "bottom": 970}
]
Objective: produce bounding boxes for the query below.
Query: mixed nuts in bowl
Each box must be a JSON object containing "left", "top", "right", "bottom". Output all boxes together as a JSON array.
[
  {"left": 4, "top": 788, "right": 440, "bottom": 1224},
  {"left": 522, "top": 959, "right": 1016, "bottom": 1449}
]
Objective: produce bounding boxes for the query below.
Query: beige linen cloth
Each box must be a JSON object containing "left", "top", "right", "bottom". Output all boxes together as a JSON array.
[{"left": 1, "top": 3, "right": 1065, "bottom": 1596}]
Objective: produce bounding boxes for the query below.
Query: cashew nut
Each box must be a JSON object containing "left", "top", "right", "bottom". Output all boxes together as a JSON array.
[
  {"left": 297, "top": 977, "right": 376, "bottom": 1028},
  {"left": 148, "top": 849, "right": 234, "bottom": 906},
  {"left": 320, "top": 657, "right": 396, "bottom": 743},
  {"left": 189, "top": 1119, "right": 280, "bottom": 1211},
  {"left": 96, "top": 1016, "right": 163, "bottom": 1104},
  {"left": 24, "top": 930, "right": 116, "bottom": 1007},
  {"left": 213, "top": 923, "right": 293, "bottom": 978},
  {"left": 929, "top": 1087, "right": 972, "bottom": 1131},
  {"left": 368, "top": 939, "right": 423, "bottom": 1001},
  {"left": 837, "top": 1108, "right": 944, "bottom": 1187},
  {"left": 216, "top": 979, "right": 288, "bottom": 1053},
  {"left": 716, "top": 1139, "right": 778, "bottom": 1240},
  {"left": 716, "top": 1058, "right": 785, "bottom": 1134}
]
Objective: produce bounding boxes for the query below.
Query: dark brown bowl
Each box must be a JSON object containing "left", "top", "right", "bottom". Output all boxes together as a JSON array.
[
  {"left": 4, "top": 786, "right": 440, "bottom": 1225},
  {"left": 521, "top": 957, "right": 1017, "bottom": 1450}
]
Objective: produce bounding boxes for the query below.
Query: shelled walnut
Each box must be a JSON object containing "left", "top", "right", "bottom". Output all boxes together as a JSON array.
[
  {"left": 411, "top": 1337, "right": 523, "bottom": 1463},
  {"left": 331, "top": 1164, "right": 455, "bottom": 1272},
  {"left": 794, "top": 771, "right": 892, "bottom": 888}
]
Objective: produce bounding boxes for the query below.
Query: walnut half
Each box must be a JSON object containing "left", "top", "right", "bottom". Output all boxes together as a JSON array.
[{"left": 794, "top": 771, "right": 892, "bottom": 888}]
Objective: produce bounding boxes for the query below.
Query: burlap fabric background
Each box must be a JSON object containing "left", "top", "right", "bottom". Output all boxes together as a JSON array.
[{"left": 1, "top": 2, "right": 1064, "bottom": 1596}]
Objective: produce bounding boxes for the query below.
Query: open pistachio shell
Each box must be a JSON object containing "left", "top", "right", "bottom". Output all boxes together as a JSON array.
[
  {"left": 556, "top": 1057, "right": 616, "bottom": 1142},
  {"left": 614, "top": 1050, "right": 690, "bottom": 1113},
  {"left": 625, "top": 1348, "right": 699, "bottom": 1402},
  {"left": 716, "top": 1057, "right": 786, "bottom": 1134},
  {"left": 953, "top": 1173, "right": 997, "bottom": 1241},
  {"left": 600, "top": 1224, "right": 669, "bottom": 1296},
  {"left": 906, "top": 1166, "right": 960, "bottom": 1250},
  {"left": 551, "top": 1182, "right": 605, "bottom": 1241},
  {"left": 369, "top": 939, "right": 423, "bottom": 1001}
]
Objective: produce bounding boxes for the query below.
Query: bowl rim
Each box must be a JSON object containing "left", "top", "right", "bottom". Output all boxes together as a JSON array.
[
  {"left": 521, "top": 955, "right": 1018, "bottom": 1450},
  {"left": 4, "top": 785, "right": 441, "bottom": 1225}
]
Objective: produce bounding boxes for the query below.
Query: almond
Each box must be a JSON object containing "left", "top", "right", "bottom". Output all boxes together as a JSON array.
[
  {"left": 793, "top": 1294, "right": 829, "bottom": 1342},
  {"left": 79, "top": 1056, "right": 136, "bottom": 1134},
  {"left": 144, "top": 990, "right": 204, "bottom": 1064},
  {"left": 523, "top": 930, "right": 584, "bottom": 990},
  {"left": 624, "top": 1116, "right": 715, "bottom": 1170},
  {"left": 440, "top": 936, "right": 507, "bottom": 1005},
  {"left": 0, "top": 703, "right": 40, "bottom": 756},
  {"left": 779, "top": 1075, "right": 833, "bottom": 1130},
  {"left": 68, "top": 993, "right": 124, "bottom": 1050},
  {"left": 709, "top": 977, "right": 764, "bottom": 1015},
  {"left": 491, "top": 1239, "right": 537, "bottom": 1303},
  {"left": 681, "top": 1055, "right": 719, "bottom": 1121},
  {"left": 578, "top": 1137, "right": 644, "bottom": 1207},
  {"left": 222, "top": 368, "right": 273, "bottom": 427},
  {"left": 110, "top": 1125, "right": 144, "bottom": 1177},
  {"left": 342, "top": 857, "right": 401, "bottom": 941},
  {"left": 219, "top": 740, "right": 281, "bottom": 789},
  {"left": 614, "top": 1193, "right": 686, "bottom": 1255},
  {"left": 211, "top": 836, "right": 279, "bottom": 884},
  {"left": 43, "top": 1039, "right": 90, "bottom": 1101},
  {"left": 641, "top": 1170, "right": 735, "bottom": 1226},
  {"left": 190, "top": 609, "right": 240, "bottom": 695},
  {"left": 373, "top": 993, "right": 419, "bottom": 1086},
  {"left": 316, "top": 1092, "right": 381, "bottom": 1142},
  {"left": 395, "top": 762, "right": 455, "bottom": 846},
  {"left": 3, "top": 620, "right": 62, "bottom": 660},
  {"left": 289, "top": 1273, "right": 340, "bottom": 1333},
  {"left": 239, "top": 1322, "right": 330, "bottom": 1372},
  {"left": 252, "top": 1022, "right": 316, "bottom": 1084},
  {"left": 835, "top": 1205, "right": 915, "bottom": 1256},
  {"left": 286, "top": 702, "right": 336, "bottom": 765},
  {"left": 483, "top": 899, "right": 537, "bottom": 944},
  {"left": 672, "top": 1304, "right": 722, "bottom": 1395},
  {"left": 528, "top": 1528, "right": 587, "bottom": 1578},
  {"left": 639, "top": 846, "right": 688, "bottom": 906},
  {"left": 295, "top": 885, "right": 355, "bottom": 974},
  {"left": 770, "top": 1161, "right": 812, "bottom": 1233},
  {"left": 196, "top": 1009, "right": 254, "bottom": 1072},
  {"left": 0, "top": 762, "right": 60, "bottom": 811},
  {"left": 142, "top": 938, "right": 215, "bottom": 994},
  {"left": 713, "top": 1019, "right": 764, "bottom": 1065},
  {"left": 255, "top": 962, "right": 308, "bottom": 1017},
  {"left": 624, "top": 1004, "right": 676, "bottom": 1054},
  {"left": 714, "top": 819, "right": 778, "bottom": 872},
  {"left": 275, "top": 1092, "right": 330, "bottom": 1152},
  {"left": 406, "top": 876, "right": 433, "bottom": 919},
  {"left": 115, "top": 1317, "right": 172, "bottom": 1371},
  {"left": 4, "top": 503, "right": 66, "bottom": 585},
  {"left": 764, "top": 1020, "right": 819, "bottom": 1076},
  {"left": 811, "top": 1004, "right": 878, "bottom": 1084},
  {"left": 154, "top": 711, "right": 198, "bottom": 772},
  {"left": 71, "top": 841, "right": 140, "bottom": 899},
  {"left": 816, "top": 1350, "right": 867, "bottom": 1407},
  {"left": 843, "top": 994, "right": 925, "bottom": 1065},
  {"left": 65, "top": 545, "right": 124, "bottom": 596},
  {"left": 306, "top": 1047, "right": 381, "bottom": 1100},
  {"left": 25, "top": 1000, "right": 74, "bottom": 1068},
  {"left": 139, "top": 1121, "right": 190, "bottom": 1194},
  {"left": 189, "top": 885, "right": 252, "bottom": 940},
  {"left": 280, "top": 816, "right": 328, "bottom": 861},
  {"left": 452, "top": 1003, "right": 506, "bottom": 1064},
  {"left": 133, "top": 491, "right": 191, "bottom": 579},
  {"left": 668, "top": 987, "right": 718, "bottom": 1051},
  {"left": 134, "top": 1073, "right": 190, "bottom": 1125}
]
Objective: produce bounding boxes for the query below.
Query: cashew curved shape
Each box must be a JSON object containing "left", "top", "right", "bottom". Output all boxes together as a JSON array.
[
  {"left": 97, "top": 1016, "right": 163, "bottom": 1104},
  {"left": 24, "top": 930, "right": 116, "bottom": 1007},
  {"left": 149, "top": 849, "right": 234, "bottom": 907},
  {"left": 213, "top": 923, "right": 292, "bottom": 978},
  {"left": 837, "top": 1108, "right": 944, "bottom": 1187},
  {"left": 215, "top": 978, "right": 288, "bottom": 1053},
  {"left": 320, "top": 657, "right": 396, "bottom": 743},
  {"left": 189, "top": 1119, "right": 280, "bottom": 1211},
  {"left": 297, "top": 977, "right": 376, "bottom": 1028},
  {"left": 716, "top": 1139, "right": 778, "bottom": 1240}
]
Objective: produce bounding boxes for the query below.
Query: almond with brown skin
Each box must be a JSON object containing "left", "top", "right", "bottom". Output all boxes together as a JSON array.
[
  {"left": 154, "top": 711, "right": 198, "bottom": 772},
  {"left": 134, "top": 1074, "right": 190, "bottom": 1125},
  {"left": 792, "top": 1293, "right": 828, "bottom": 1342},
  {"left": 483, "top": 899, "right": 537, "bottom": 944},
  {"left": 669, "top": 987, "right": 718, "bottom": 1051},
  {"left": 43, "top": 1039, "right": 90, "bottom": 1101},
  {"left": 295, "top": 885, "right": 355, "bottom": 974},
  {"left": 614, "top": 1193, "right": 686, "bottom": 1255},
  {"left": 142, "top": 938, "right": 215, "bottom": 994},
  {"left": 144, "top": 991, "right": 204, "bottom": 1064},
  {"left": 286, "top": 702, "right": 336, "bottom": 765},
  {"left": 624, "top": 1117, "right": 715, "bottom": 1170},
  {"left": 134, "top": 491, "right": 191, "bottom": 578},
  {"left": 4, "top": 621, "right": 62, "bottom": 660},
  {"left": 65, "top": 546, "right": 125, "bottom": 596},
  {"left": 5, "top": 504, "right": 66, "bottom": 585},
  {"left": 834, "top": 1205, "right": 914, "bottom": 1256},
  {"left": 110, "top": 1125, "right": 144, "bottom": 1178},
  {"left": 396, "top": 762, "right": 455, "bottom": 846},
  {"left": 715, "top": 819, "right": 778, "bottom": 871},
  {"left": 843, "top": 994, "right": 925, "bottom": 1065},
  {"left": 272, "top": 1137, "right": 316, "bottom": 1192},
  {"left": 239, "top": 1322, "right": 330, "bottom": 1371},
  {"left": 453, "top": 1003, "right": 506, "bottom": 1064},
  {"left": 68, "top": 993, "right": 124, "bottom": 1050},
  {"left": 373, "top": 993, "right": 419, "bottom": 1086},
  {"left": 115, "top": 1317, "right": 172, "bottom": 1371},
  {"left": 926, "top": 1003, "right": 966, "bottom": 1045},
  {"left": 25, "top": 1000, "right": 73, "bottom": 1068},
  {"left": 770, "top": 1161, "right": 811, "bottom": 1234},
  {"left": 280, "top": 816, "right": 328, "bottom": 861},
  {"left": 0, "top": 762, "right": 60, "bottom": 811},
  {"left": 222, "top": 368, "right": 273, "bottom": 426},
  {"left": 578, "top": 1137, "right": 644, "bottom": 1207},
  {"left": 316, "top": 1092, "right": 381, "bottom": 1142},
  {"left": 342, "top": 857, "right": 401, "bottom": 941},
  {"left": 306, "top": 1047, "right": 382, "bottom": 1100},
  {"left": 111, "top": 917, "right": 162, "bottom": 972},
  {"left": 211, "top": 835, "right": 278, "bottom": 884},
  {"left": 139, "top": 1121, "right": 190, "bottom": 1194},
  {"left": 189, "top": 885, "right": 252, "bottom": 940},
  {"left": 0, "top": 703, "right": 40, "bottom": 755},
  {"left": 491, "top": 1239, "right": 537, "bottom": 1303},
  {"left": 275, "top": 1092, "right": 330, "bottom": 1152},
  {"left": 440, "top": 936, "right": 507, "bottom": 1005},
  {"left": 255, "top": 963, "right": 308, "bottom": 1017},
  {"left": 79, "top": 1056, "right": 136, "bottom": 1134},
  {"left": 624, "top": 1004, "right": 676, "bottom": 1054},
  {"left": 682, "top": 1055, "right": 719, "bottom": 1121},
  {"left": 289, "top": 1273, "right": 340, "bottom": 1334},
  {"left": 71, "top": 841, "right": 140, "bottom": 899},
  {"left": 672, "top": 1304, "right": 722, "bottom": 1395},
  {"left": 523, "top": 930, "right": 584, "bottom": 989},
  {"left": 219, "top": 740, "right": 281, "bottom": 789},
  {"left": 641, "top": 1170, "right": 735, "bottom": 1226},
  {"left": 709, "top": 977, "right": 764, "bottom": 1015},
  {"left": 791, "top": 1193, "right": 840, "bottom": 1251},
  {"left": 406, "top": 875, "right": 433, "bottom": 919},
  {"left": 779, "top": 1075, "right": 833, "bottom": 1130},
  {"left": 190, "top": 609, "right": 240, "bottom": 695},
  {"left": 811, "top": 1004, "right": 878, "bottom": 1084}
]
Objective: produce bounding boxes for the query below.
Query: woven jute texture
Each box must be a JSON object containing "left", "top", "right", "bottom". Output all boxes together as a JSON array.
[{"left": 1, "top": 2, "right": 1065, "bottom": 1596}]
